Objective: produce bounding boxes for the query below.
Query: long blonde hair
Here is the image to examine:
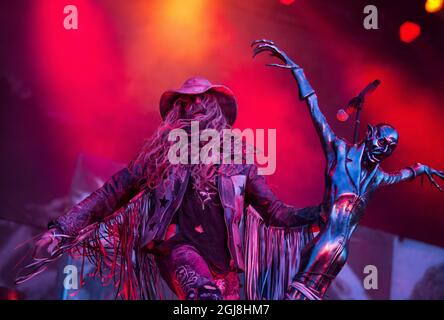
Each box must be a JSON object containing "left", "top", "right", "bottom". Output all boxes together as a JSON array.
[{"left": 129, "top": 92, "right": 238, "bottom": 198}]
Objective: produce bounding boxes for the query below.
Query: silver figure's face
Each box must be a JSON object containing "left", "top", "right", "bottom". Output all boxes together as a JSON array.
[{"left": 365, "top": 124, "right": 398, "bottom": 164}]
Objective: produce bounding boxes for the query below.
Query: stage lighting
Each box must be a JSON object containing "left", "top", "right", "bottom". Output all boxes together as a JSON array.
[
  {"left": 280, "top": 0, "right": 295, "bottom": 5},
  {"left": 399, "top": 21, "right": 421, "bottom": 43},
  {"left": 425, "top": 0, "right": 443, "bottom": 13}
]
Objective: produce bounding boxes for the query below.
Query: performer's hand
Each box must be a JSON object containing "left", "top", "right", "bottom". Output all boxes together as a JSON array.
[
  {"left": 251, "top": 39, "right": 299, "bottom": 69},
  {"left": 33, "top": 228, "right": 62, "bottom": 259},
  {"left": 416, "top": 163, "right": 444, "bottom": 192}
]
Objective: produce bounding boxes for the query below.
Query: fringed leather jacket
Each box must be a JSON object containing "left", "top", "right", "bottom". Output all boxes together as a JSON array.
[{"left": 50, "top": 162, "right": 321, "bottom": 271}]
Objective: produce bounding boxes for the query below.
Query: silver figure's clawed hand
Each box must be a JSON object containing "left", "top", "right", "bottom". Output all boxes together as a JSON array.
[
  {"left": 421, "top": 165, "right": 444, "bottom": 192},
  {"left": 251, "top": 39, "right": 299, "bottom": 69}
]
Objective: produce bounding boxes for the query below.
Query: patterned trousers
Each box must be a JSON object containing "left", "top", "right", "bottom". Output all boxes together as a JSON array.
[{"left": 155, "top": 244, "right": 240, "bottom": 300}]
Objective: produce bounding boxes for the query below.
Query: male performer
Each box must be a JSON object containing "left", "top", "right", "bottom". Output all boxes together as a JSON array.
[
  {"left": 252, "top": 39, "right": 444, "bottom": 300},
  {"left": 23, "top": 77, "right": 320, "bottom": 300}
]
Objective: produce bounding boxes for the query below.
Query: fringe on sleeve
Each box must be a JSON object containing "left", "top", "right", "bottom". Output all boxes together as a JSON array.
[
  {"left": 18, "top": 193, "right": 314, "bottom": 300},
  {"left": 243, "top": 205, "right": 313, "bottom": 300},
  {"left": 16, "top": 190, "right": 168, "bottom": 300}
]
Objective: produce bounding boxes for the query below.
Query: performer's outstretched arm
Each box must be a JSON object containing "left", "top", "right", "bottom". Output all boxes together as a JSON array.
[
  {"left": 50, "top": 163, "right": 144, "bottom": 236},
  {"left": 252, "top": 39, "right": 336, "bottom": 155},
  {"left": 245, "top": 164, "right": 321, "bottom": 228},
  {"left": 381, "top": 163, "right": 444, "bottom": 191},
  {"left": 33, "top": 162, "right": 144, "bottom": 259}
]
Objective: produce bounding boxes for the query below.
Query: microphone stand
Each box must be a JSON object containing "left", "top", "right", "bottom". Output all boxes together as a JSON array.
[
  {"left": 353, "top": 97, "right": 364, "bottom": 144},
  {"left": 346, "top": 79, "right": 381, "bottom": 144}
]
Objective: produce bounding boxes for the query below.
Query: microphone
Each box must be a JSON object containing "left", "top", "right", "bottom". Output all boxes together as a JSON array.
[{"left": 337, "top": 79, "right": 381, "bottom": 122}]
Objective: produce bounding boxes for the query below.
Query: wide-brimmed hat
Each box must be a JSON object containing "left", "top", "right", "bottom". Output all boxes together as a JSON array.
[{"left": 159, "top": 77, "right": 237, "bottom": 125}]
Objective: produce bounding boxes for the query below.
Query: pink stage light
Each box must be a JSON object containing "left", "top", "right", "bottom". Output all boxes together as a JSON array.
[
  {"left": 399, "top": 21, "right": 421, "bottom": 43},
  {"left": 280, "top": 0, "right": 295, "bottom": 6}
]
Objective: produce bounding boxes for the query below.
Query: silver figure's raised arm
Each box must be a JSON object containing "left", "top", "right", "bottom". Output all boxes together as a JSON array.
[
  {"left": 251, "top": 39, "right": 336, "bottom": 156},
  {"left": 293, "top": 74, "right": 336, "bottom": 153}
]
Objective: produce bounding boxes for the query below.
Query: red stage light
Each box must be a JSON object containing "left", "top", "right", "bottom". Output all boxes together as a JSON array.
[
  {"left": 280, "top": 0, "right": 295, "bottom": 5},
  {"left": 425, "top": 0, "right": 443, "bottom": 13},
  {"left": 399, "top": 21, "right": 421, "bottom": 43},
  {"left": 336, "top": 109, "right": 350, "bottom": 122}
]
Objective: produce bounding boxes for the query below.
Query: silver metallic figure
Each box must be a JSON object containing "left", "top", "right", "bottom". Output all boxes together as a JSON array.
[{"left": 252, "top": 39, "right": 444, "bottom": 300}]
